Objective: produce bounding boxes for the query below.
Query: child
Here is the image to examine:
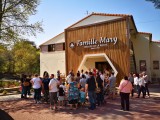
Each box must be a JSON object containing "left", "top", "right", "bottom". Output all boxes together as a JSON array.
[
  {"left": 79, "top": 88, "right": 86, "bottom": 107},
  {"left": 58, "top": 84, "right": 65, "bottom": 106}
]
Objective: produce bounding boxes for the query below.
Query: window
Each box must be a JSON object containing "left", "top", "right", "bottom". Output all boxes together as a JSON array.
[
  {"left": 63, "top": 43, "right": 65, "bottom": 50},
  {"left": 153, "top": 61, "right": 159, "bottom": 70},
  {"left": 48, "top": 43, "right": 65, "bottom": 52},
  {"left": 55, "top": 43, "right": 65, "bottom": 51},
  {"left": 139, "top": 60, "right": 146, "bottom": 71},
  {"left": 48, "top": 44, "right": 55, "bottom": 52}
]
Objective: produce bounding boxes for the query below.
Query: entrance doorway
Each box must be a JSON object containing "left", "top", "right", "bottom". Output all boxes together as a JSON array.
[
  {"left": 95, "top": 62, "right": 112, "bottom": 72},
  {"left": 77, "top": 53, "right": 118, "bottom": 76}
]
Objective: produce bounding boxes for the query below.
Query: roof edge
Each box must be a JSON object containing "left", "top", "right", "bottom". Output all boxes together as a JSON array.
[
  {"left": 138, "top": 32, "right": 152, "bottom": 35},
  {"left": 138, "top": 32, "right": 152, "bottom": 42},
  {"left": 66, "top": 12, "right": 132, "bottom": 29},
  {"left": 39, "top": 32, "right": 64, "bottom": 47},
  {"left": 152, "top": 41, "right": 160, "bottom": 43}
]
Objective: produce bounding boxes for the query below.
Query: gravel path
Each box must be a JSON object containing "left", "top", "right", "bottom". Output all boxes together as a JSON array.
[{"left": 0, "top": 87, "right": 160, "bottom": 120}]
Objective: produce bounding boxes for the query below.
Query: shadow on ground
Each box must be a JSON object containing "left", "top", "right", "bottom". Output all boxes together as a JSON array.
[{"left": 0, "top": 86, "right": 160, "bottom": 120}]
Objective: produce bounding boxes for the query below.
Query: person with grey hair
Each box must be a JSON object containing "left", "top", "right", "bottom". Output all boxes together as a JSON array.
[
  {"left": 142, "top": 72, "right": 150, "bottom": 97},
  {"left": 108, "top": 72, "right": 117, "bottom": 99},
  {"left": 137, "top": 73, "right": 146, "bottom": 98}
]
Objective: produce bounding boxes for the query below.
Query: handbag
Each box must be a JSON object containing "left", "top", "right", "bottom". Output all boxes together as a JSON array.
[
  {"left": 23, "top": 81, "right": 30, "bottom": 86},
  {"left": 95, "top": 78, "right": 101, "bottom": 93}
]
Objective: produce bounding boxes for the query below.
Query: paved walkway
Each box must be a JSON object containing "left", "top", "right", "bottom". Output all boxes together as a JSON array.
[
  {"left": 0, "top": 85, "right": 160, "bottom": 120},
  {"left": 0, "top": 94, "right": 21, "bottom": 102}
]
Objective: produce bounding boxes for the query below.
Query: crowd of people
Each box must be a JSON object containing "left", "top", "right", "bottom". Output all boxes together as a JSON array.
[{"left": 20, "top": 69, "right": 150, "bottom": 111}]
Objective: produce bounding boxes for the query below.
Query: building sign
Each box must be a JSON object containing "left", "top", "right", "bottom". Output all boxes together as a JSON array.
[{"left": 69, "top": 37, "right": 118, "bottom": 49}]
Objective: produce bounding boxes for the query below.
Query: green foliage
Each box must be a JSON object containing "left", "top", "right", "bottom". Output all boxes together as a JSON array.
[
  {"left": 0, "top": 0, "right": 43, "bottom": 43},
  {"left": 0, "top": 80, "right": 20, "bottom": 88},
  {"left": 146, "top": 0, "right": 160, "bottom": 9},
  {"left": 13, "top": 40, "right": 40, "bottom": 74},
  {"left": 0, "top": 40, "right": 40, "bottom": 76},
  {"left": 0, "top": 1, "right": 42, "bottom": 76},
  {"left": 0, "top": 44, "right": 10, "bottom": 73},
  {"left": 2, "top": 90, "right": 8, "bottom": 95}
]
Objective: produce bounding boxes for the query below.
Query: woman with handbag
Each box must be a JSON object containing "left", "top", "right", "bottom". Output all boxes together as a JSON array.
[
  {"left": 119, "top": 76, "right": 133, "bottom": 111},
  {"left": 23, "top": 75, "right": 31, "bottom": 99}
]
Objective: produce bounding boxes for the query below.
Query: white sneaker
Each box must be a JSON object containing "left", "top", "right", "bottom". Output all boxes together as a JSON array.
[{"left": 37, "top": 101, "right": 41, "bottom": 104}]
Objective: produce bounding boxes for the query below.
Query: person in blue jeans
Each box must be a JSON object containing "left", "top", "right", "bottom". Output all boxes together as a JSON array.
[
  {"left": 85, "top": 72, "right": 96, "bottom": 110},
  {"left": 30, "top": 74, "right": 42, "bottom": 103},
  {"left": 42, "top": 75, "right": 50, "bottom": 103}
]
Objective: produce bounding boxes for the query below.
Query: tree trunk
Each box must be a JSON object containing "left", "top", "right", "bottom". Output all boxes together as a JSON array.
[{"left": 0, "top": 0, "right": 3, "bottom": 39}]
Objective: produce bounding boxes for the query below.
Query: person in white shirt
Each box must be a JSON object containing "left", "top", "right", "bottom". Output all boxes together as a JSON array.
[
  {"left": 100, "top": 71, "right": 105, "bottom": 87},
  {"left": 84, "top": 71, "right": 89, "bottom": 80},
  {"left": 66, "top": 72, "right": 72, "bottom": 84},
  {"left": 142, "top": 72, "right": 150, "bottom": 97},
  {"left": 80, "top": 69, "right": 84, "bottom": 78},
  {"left": 30, "top": 74, "right": 42, "bottom": 103},
  {"left": 133, "top": 73, "right": 140, "bottom": 94},
  {"left": 49, "top": 74, "right": 60, "bottom": 110},
  {"left": 137, "top": 73, "right": 146, "bottom": 98}
]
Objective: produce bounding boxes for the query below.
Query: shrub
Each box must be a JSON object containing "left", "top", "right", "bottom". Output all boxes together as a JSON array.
[
  {"left": 2, "top": 90, "right": 8, "bottom": 95},
  {"left": 0, "top": 80, "right": 20, "bottom": 88}
]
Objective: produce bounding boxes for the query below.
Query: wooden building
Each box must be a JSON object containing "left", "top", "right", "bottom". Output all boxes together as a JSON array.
[{"left": 40, "top": 13, "right": 160, "bottom": 84}]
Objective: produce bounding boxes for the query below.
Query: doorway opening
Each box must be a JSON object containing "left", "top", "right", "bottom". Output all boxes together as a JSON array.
[
  {"left": 95, "top": 62, "right": 112, "bottom": 72},
  {"left": 77, "top": 53, "right": 118, "bottom": 76}
]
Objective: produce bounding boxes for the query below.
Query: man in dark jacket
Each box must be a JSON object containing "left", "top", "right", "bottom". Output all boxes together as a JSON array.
[{"left": 85, "top": 72, "right": 96, "bottom": 110}]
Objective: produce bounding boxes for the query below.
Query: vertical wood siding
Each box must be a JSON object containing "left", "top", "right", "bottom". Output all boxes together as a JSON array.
[{"left": 65, "top": 18, "right": 130, "bottom": 84}]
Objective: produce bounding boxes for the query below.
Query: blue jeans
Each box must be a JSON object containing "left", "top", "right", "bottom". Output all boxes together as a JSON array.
[
  {"left": 34, "top": 88, "right": 41, "bottom": 101},
  {"left": 24, "top": 86, "right": 30, "bottom": 97},
  {"left": 21, "top": 84, "right": 25, "bottom": 98},
  {"left": 88, "top": 91, "right": 96, "bottom": 109}
]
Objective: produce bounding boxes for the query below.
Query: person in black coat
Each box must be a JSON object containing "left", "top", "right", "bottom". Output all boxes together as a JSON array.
[{"left": 96, "top": 72, "right": 104, "bottom": 106}]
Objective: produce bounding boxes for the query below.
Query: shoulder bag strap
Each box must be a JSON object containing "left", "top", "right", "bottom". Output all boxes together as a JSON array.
[
  {"left": 121, "top": 81, "right": 129, "bottom": 91},
  {"left": 94, "top": 78, "right": 98, "bottom": 88}
]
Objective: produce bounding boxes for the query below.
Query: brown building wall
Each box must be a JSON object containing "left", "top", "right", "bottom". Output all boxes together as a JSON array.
[{"left": 65, "top": 18, "right": 130, "bottom": 84}]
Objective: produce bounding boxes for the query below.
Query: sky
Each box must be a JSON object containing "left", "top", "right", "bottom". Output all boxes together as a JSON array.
[{"left": 28, "top": 0, "right": 160, "bottom": 46}]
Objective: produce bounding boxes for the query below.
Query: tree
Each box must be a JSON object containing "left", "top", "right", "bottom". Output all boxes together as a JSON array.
[
  {"left": 12, "top": 40, "right": 40, "bottom": 75},
  {"left": 0, "top": 44, "right": 7, "bottom": 72},
  {"left": 0, "top": 0, "right": 43, "bottom": 43},
  {"left": 146, "top": 0, "right": 160, "bottom": 9},
  {"left": 0, "top": 43, "right": 13, "bottom": 76}
]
